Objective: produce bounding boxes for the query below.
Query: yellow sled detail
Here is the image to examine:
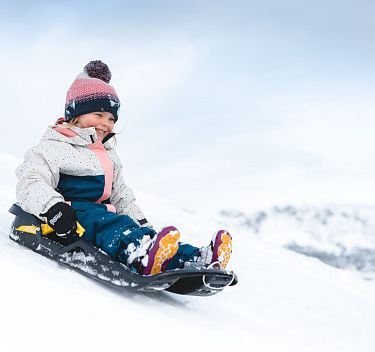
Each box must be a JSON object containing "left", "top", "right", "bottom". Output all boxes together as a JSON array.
[
  {"left": 15, "top": 225, "right": 38, "bottom": 235},
  {"left": 16, "top": 222, "right": 85, "bottom": 237}
]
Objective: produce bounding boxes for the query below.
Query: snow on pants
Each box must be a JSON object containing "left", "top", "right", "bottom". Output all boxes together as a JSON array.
[{"left": 72, "top": 203, "right": 200, "bottom": 271}]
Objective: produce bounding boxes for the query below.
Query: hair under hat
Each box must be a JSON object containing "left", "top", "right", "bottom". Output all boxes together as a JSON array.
[{"left": 64, "top": 60, "right": 120, "bottom": 122}]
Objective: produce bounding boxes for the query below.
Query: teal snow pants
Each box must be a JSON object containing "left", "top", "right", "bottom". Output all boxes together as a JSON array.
[{"left": 72, "top": 202, "right": 200, "bottom": 271}]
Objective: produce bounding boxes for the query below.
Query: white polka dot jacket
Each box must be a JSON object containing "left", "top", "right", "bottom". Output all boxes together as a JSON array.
[{"left": 15, "top": 125, "right": 151, "bottom": 228}]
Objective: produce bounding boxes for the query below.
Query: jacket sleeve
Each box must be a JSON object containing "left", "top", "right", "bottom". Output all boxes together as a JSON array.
[
  {"left": 110, "top": 157, "right": 152, "bottom": 228},
  {"left": 16, "top": 143, "right": 64, "bottom": 220}
]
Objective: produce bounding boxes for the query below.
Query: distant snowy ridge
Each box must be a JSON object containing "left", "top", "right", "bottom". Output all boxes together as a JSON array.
[{"left": 219, "top": 205, "right": 375, "bottom": 277}]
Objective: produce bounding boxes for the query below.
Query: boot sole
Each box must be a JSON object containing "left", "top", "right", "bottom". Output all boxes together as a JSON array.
[
  {"left": 215, "top": 230, "right": 232, "bottom": 270},
  {"left": 144, "top": 227, "right": 180, "bottom": 275}
]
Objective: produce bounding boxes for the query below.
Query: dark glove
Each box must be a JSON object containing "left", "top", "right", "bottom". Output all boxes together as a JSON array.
[{"left": 42, "top": 202, "right": 77, "bottom": 236}]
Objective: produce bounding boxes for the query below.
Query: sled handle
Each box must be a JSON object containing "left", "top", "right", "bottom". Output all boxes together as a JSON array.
[{"left": 202, "top": 261, "right": 236, "bottom": 291}]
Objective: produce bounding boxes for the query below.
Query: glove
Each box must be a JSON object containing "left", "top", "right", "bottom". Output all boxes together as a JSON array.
[{"left": 41, "top": 202, "right": 77, "bottom": 236}]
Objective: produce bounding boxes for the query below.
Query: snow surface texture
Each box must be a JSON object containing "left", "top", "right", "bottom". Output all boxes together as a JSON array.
[{"left": 1, "top": 151, "right": 375, "bottom": 351}]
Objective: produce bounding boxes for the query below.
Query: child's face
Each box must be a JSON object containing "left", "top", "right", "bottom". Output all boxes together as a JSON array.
[{"left": 77, "top": 112, "right": 115, "bottom": 141}]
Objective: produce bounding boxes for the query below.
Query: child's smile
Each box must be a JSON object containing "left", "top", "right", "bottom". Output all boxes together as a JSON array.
[
  {"left": 76, "top": 112, "right": 115, "bottom": 142},
  {"left": 95, "top": 127, "right": 109, "bottom": 140}
]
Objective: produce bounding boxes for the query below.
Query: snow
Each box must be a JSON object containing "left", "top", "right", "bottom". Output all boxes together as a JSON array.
[{"left": 1, "top": 152, "right": 375, "bottom": 351}]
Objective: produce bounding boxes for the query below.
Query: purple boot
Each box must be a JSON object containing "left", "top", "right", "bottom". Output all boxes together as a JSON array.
[
  {"left": 141, "top": 226, "right": 180, "bottom": 275},
  {"left": 199, "top": 230, "right": 232, "bottom": 269}
]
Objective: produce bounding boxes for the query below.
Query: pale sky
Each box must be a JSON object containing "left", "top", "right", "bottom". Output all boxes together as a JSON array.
[{"left": 1, "top": 0, "right": 375, "bottom": 212}]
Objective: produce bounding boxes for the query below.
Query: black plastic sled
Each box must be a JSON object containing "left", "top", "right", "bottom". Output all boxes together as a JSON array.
[{"left": 9, "top": 204, "right": 238, "bottom": 296}]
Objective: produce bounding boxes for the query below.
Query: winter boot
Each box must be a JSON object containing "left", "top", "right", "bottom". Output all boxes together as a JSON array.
[
  {"left": 128, "top": 226, "right": 180, "bottom": 276},
  {"left": 199, "top": 230, "right": 232, "bottom": 269}
]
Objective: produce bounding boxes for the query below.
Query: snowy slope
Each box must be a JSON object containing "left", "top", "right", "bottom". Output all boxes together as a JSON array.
[{"left": 1, "top": 152, "right": 375, "bottom": 352}]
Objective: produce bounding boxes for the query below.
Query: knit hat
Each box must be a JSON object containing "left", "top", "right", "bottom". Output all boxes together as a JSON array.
[{"left": 64, "top": 60, "right": 120, "bottom": 122}]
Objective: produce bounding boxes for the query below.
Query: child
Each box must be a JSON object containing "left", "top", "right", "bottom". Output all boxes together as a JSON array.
[{"left": 15, "top": 60, "right": 232, "bottom": 275}]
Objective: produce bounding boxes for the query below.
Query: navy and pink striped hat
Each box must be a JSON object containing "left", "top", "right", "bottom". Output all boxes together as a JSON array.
[{"left": 64, "top": 60, "right": 120, "bottom": 122}]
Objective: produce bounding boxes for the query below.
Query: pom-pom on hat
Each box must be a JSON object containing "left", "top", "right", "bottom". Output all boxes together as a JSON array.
[{"left": 64, "top": 60, "right": 120, "bottom": 122}]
